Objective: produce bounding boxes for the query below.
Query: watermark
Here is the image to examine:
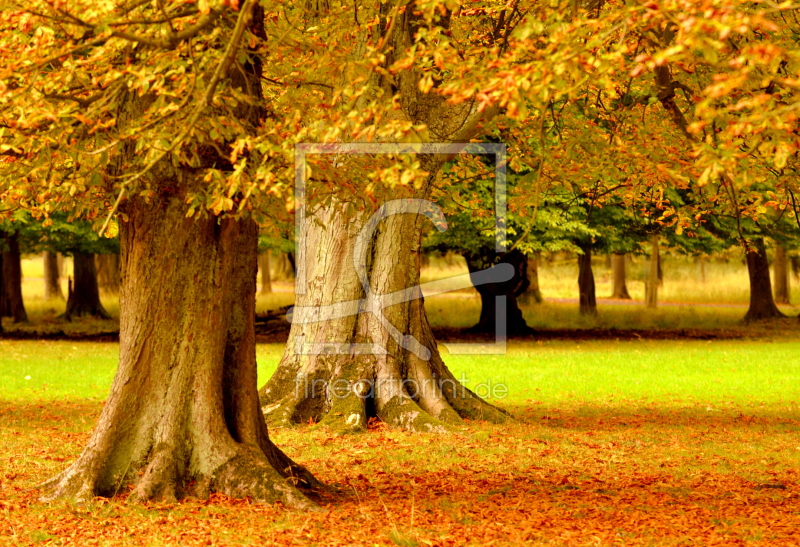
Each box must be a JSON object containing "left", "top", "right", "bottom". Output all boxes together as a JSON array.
[
  {"left": 294, "top": 373, "right": 509, "bottom": 401},
  {"left": 291, "top": 143, "right": 509, "bottom": 358}
]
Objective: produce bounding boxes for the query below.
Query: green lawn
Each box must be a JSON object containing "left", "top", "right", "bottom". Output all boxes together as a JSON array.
[
  {"left": 3, "top": 339, "right": 800, "bottom": 546},
  {"left": 3, "top": 339, "right": 799, "bottom": 410}
]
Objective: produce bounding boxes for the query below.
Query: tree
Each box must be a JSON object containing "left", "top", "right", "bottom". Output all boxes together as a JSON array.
[
  {"left": 19, "top": 216, "right": 117, "bottom": 320},
  {"left": 43, "top": 251, "right": 64, "bottom": 301},
  {"left": 610, "top": 253, "right": 631, "bottom": 299},
  {"left": 1, "top": 0, "right": 320, "bottom": 505},
  {"left": 1, "top": 228, "right": 28, "bottom": 323},
  {"left": 64, "top": 252, "right": 111, "bottom": 320},
  {"left": 773, "top": 245, "right": 790, "bottom": 305}
]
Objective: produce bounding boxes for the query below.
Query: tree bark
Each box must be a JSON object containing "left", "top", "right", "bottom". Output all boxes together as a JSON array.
[
  {"left": 259, "top": 196, "right": 511, "bottom": 433},
  {"left": 95, "top": 254, "right": 121, "bottom": 295},
  {"left": 744, "top": 238, "right": 785, "bottom": 322},
  {"left": 645, "top": 235, "right": 659, "bottom": 309},
  {"left": 773, "top": 244, "right": 790, "bottom": 305},
  {"left": 43, "top": 251, "right": 64, "bottom": 300},
  {"left": 259, "top": 252, "right": 272, "bottom": 295},
  {"left": 519, "top": 254, "right": 544, "bottom": 304},
  {"left": 610, "top": 252, "right": 631, "bottom": 299},
  {"left": 464, "top": 249, "right": 533, "bottom": 335},
  {"left": 1, "top": 232, "right": 28, "bottom": 323},
  {"left": 63, "top": 253, "right": 111, "bottom": 321},
  {"left": 577, "top": 244, "right": 597, "bottom": 315},
  {"left": 791, "top": 256, "right": 800, "bottom": 281},
  {"left": 41, "top": 197, "right": 319, "bottom": 507}
]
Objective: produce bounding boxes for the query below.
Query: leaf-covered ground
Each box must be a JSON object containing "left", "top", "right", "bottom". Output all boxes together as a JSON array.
[{"left": 2, "top": 400, "right": 799, "bottom": 546}]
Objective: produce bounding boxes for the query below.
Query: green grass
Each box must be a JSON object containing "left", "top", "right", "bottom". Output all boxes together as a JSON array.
[{"left": 4, "top": 339, "right": 800, "bottom": 410}]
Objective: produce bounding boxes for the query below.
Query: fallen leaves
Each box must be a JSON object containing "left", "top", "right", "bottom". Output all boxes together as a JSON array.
[{"left": 1, "top": 400, "right": 800, "bottom": 545}]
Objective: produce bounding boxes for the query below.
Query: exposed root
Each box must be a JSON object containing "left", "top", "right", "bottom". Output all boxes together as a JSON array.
[
  {"left": 261, "top": 396, "right": 303, "bottom": 428},
  {"left": 213, "top": 447, "right": 317, "bottom": 510},
  {"left": 377, "top": 395, "right": 457, "bottom": 433},
  {"left": 39, "top": 460, "right": 101, "bottom": 506}
]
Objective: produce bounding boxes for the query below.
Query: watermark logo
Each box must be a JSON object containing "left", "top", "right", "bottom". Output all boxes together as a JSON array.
[
  {"left": 291, "top": 143, "right": 509, "bottom": 359},
  {"left": 296, "top": 373, "right": 509, "bottom": 401}
]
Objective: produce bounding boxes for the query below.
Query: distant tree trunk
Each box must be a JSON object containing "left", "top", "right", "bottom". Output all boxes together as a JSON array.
[
  {"left": 696, "top": 255, "right": 707, "bottom": 284},
  {"left": 95, "top": 254, "right": 121, "bottom": 294},
  {"left": 604, "top": 254, "right": 612, "bottom": 269},
  {"left": 271, "top": 252, "right": 296, "bottom": 282},
  {"left": 774, "top": 245, "right": 790, "bottom": 305},
  {"left": 465, "top": 249, "right": 533, "bottom": 335},
  {"left": 577, "top": 244, "right": 597, "bottom": 316},
  {"left": 63, "top": 253, "right": 111, "bottom": 321},
  {"left": 744, "top": 238, "right": 785, "bottom": 322},
  {"left": 43, "top": 251, "right": 64, "bottom": 300},
  {"left": 2, "top": 232, "right": 28, "bottom": 323},
  {"left": 791, "top": 256, "right": 800, "bottom": 281},
  {"left": 259, "top": 252, "right": 272, "bottom": 295},
  {"left": 610, "top": 253, "right": 631, "bottom": 299},
  {"left": 645, "top": 234, "right": 659, "bottom": 308},
  {"left": 519, "top": 254, "right": 544, "bottom": 304}
]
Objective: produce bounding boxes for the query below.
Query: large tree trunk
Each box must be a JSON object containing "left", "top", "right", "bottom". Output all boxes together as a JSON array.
[
  {"left": 519, "top": 254, "right": 544, "bottom": 304},
  {"left": 95, "top": 254, "right": 121, "bottom": 295},
  {"left": 1, "top": 232, "right": 28, "bottom": 323},
  {"left": 610, "top": 253, "right": 631, "bottom": 299},
  {"left": 43, "top": 251, "right": 64, "bottom": 300},
  {"left": 773, "top": 244, "right": 790, "bottom": 305},
  {"left": 42, "top": 197, "right": 319, "bottom": 507},
  {"left": 645, "top": 235, "right": 660, "bottom": 308},
  {"left": 744, "top": 238, "right": 785, "bottom": 322},
  {"left": 259, "top": 252, "right": 272, "bottom": 295},
  {"left": 259, "top": 196, "right": 511, "bottom": 434},
  {"left": 63, "top": 253, "right": 111, "bottom": 321},
  {"left": 577, "top": 244, "right": 597, "bottom": 316},
  {"left": 464, "top": 249, "right": 533, "bottom": 335}
]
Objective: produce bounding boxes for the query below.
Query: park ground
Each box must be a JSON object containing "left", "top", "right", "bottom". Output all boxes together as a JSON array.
[{"left": 1, "top": 255, "right": 800, "bottom": 546}]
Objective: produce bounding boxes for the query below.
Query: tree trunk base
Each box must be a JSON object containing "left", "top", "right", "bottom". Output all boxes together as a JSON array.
[{"left": 41, "top": 197, "right": 321, "bottom": 508}]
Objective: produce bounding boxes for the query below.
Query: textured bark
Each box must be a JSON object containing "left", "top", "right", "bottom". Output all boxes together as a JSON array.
[
  {"left": 1, "top": 232, "right": 28, "bottom": 323},
  {"left": 645, "top": 235, "right": 659, "bottom": 309},
  {"left": 96, "top": 254, "right": 121, "bottom": 295},
  {"left": 577, "top": 244, "right": 597, "bottom": 316},
  {"left": 259, "top": 196, "right": 511, "bottom": 434},
  {"left": 773, "top": 245, "right": 790, "bottom": 305},
  {"left": 259, "top": 252, "right": 272, "bottom": 295},
  {"left": 43, "top": 251, "right": 64, "bottom": 300},
  {"left": 41, "top": 197, "right": 319, "bottom": 507},
  {"left": 744, "top": 238, "right": 785, "bottom": 322},
  {"left": 464, "top": 249, "right": 533, "bottom": 335},
  {"left": 519, "top": 255, "right": 544, "bottom": 304},
  {"left": 63, "top": 253, "right": 111, "bottom": 321},
  {"left": 610, "top": 253, "right": 631, "bottom": 299}
]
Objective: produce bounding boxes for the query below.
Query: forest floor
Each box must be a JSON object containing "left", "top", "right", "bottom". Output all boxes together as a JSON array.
[
  {"left": 2, "top": 338, "right": 800, "bottom": 546},
  {"left": 2, "top": 398, "right": 799, "bottom": 546}
]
